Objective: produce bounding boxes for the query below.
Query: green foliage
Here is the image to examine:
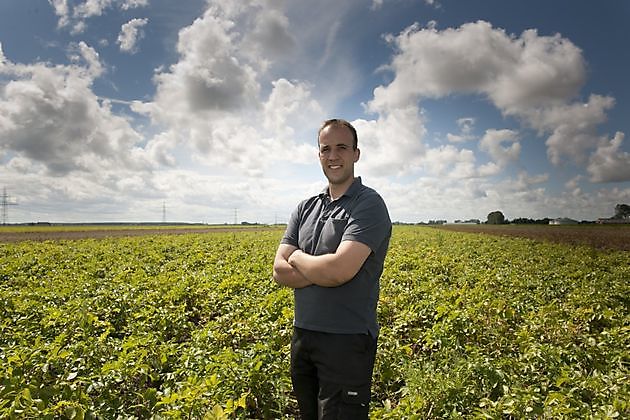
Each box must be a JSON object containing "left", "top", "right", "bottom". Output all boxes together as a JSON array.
[
  {"left": 373, "top": 227, "right": 629, "bottom": 419},
  {"left": 1, "top": 227, "right": 628, "bottom": 418},
  {"left": 1, "top": 232, "right": 294, "bottom": 418}
]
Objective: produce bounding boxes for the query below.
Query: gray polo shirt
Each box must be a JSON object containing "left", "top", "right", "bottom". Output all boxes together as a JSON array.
[{"left": 281, "top": 177, "right": 391, "bottom": 337}]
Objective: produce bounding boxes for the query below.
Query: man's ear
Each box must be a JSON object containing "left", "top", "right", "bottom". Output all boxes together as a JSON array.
[{"left": 354, "top": 148, "right": 360, "bottom": 162}]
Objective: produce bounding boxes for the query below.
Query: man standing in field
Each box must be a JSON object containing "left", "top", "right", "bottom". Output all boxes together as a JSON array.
[{"left": 273, "top": 118, "right": 391, "bottom": 419}]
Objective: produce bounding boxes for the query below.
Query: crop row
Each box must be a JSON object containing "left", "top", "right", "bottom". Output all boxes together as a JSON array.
[{"left": 1, "top": 227, "right": 628, "bottom": 418}]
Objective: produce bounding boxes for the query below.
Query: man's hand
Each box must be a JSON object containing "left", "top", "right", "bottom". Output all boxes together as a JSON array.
[{"left": 272, "top": 244, "right": 312, "bottom": 289}]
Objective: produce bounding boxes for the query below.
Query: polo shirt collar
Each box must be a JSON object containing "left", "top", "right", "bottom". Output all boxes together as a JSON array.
[{"left": 320, "top": 177, "right": 363, "bottom": 200}]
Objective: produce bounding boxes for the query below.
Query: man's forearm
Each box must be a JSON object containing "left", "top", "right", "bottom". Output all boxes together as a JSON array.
[
  {"left": 273, "top": 256, "right": 312, "bottom": 289},
  {"left": 288, "top": 250, "right": 347, "bottom": 287}
]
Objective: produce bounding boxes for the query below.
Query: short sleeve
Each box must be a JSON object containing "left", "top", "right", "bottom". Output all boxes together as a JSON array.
[
  {"left": 342, "top": 191, "right": 391, "bottom": 252},
  {"left": 280, "top": 203, "right": 301, "bottom": 247}
]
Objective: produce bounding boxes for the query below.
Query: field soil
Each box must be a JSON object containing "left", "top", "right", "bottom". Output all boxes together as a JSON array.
[
  {"left": 438, "top": 224, "right": 630, "bottom": 251},
  {"left": 2, "top": 224, "right": 628, "bottom": 251},
  {"left": 0, "top": 226, "right": 282, "bottom": 243}
]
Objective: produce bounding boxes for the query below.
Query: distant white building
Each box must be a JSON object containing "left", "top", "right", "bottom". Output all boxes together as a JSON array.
[{"left": 549, "top": 217, "right": 578, "bottom": 225}]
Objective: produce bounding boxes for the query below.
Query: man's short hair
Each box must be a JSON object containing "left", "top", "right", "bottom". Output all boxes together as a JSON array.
[{"left": 318, "top": 119, "right": 358, "bottom": 150}]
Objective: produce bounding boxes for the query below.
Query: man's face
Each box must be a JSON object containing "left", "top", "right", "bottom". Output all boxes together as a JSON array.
[{"left": 318, "top": 125, "right": 360, "bottom": 186}]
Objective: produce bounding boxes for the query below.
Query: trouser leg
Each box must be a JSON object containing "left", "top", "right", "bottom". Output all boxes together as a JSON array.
[
  {"left": 291, "top": 327, "right": 377, "bottom": 420},
  {"left": 291, "top": 328, "right": 318, "bottom": 419},
  {"left": 318, "top": 379, "right": 371, "bottom": 419}
]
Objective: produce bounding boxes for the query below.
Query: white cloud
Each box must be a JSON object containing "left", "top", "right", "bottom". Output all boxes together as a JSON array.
[
  {"left": 447, "top": 117, "right": 476, "bottom": 143},
  {"left": 0, "top": 44, "right": 150, "bottom": 176},
  {"left": 5, "top": 166, "right": 312, "bottom": 224},
  {"left": 120, "top": 0, "right": 148, "bottom": 10},
  {"left": 48, "top": 0, "right": 71, "bottom": 28},
  {"left": 364, "top": 167, "right": 624, "bottom": 223},
  {"left": 479, "top": 129, "right": 520, "bottom": 168},
  {"left": 422, "top": 144, "right": 477, "bottom": 179},
  {"left": 353, "top": 106, "right": 427, "bottom": 177},
  {"left": 370, "top": 21, "right": 586, "bottom": 113},
  {"left": 134, "top": 3, "right": 325, "bottom": 176},
  {"left": 263, "top": 78, "right": 323, "bottom": 151},
  {"left": 68, "top": 41, "right": 104, "bottom": 78},
  {"left": 366, "top": 20, "right": 627, "bottom": 182},
  {"left": 241, "top": 7, "right": 296, "bottom": 68},
  {"left": 117, "top": 18, "right": 149, "bottom": 54},
  {"left": 48, "top": 0, "right": 149, "bottom": 33},
  {"left": 73, "top": 0, "right": 114, "bottom": 19},
  {"left": 588, "top": 132, "right": 630, "bottom": 183},
  {"left": 6, "top": 3, "right": 625, "bottom": 225},
  {"left": 152, "top": 7, "right": 260, "bottom": 115},
  {"left": 522, "top": 94, "right": 615, "bottom": 165},
  {"left": 565, "top": 175, "right": 583, "bottom": 190}
]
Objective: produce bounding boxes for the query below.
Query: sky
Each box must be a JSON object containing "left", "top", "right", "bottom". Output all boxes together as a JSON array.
[{"left": 1, "top": 0, "right": 629, "bottom": 224}]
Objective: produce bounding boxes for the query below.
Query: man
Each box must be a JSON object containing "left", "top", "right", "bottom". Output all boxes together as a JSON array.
[{"left": 273, "top": 118, "right": 391, "bottom": 419}]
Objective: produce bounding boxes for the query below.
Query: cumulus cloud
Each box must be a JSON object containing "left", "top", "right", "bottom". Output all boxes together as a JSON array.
[
  {"left": 120, "top": 0, "right": 148, "bottom": 10},
  {"left": 447, "top": 117, "right": 476, "bottom": 143},
  {"left": 11, "top": 3, "right": 623, "bottom": 225},
  {"left": 0, "top": 43, "right": 149, "bottom": 176},
  {"left": 141, "top": 6, "right": 263, "bottom": 173},
  {"left": 522, "top": 94, "right": 615, "bottom": 165},
  {"left": 117, "top": 18, "right": 148, "bottom": 53},
  {"left": 565, "top": 175, "right": 583, "bottom": 190},
  {"left": 367, "top": 20, "right": 627, "bottom": 182},
  {"left": 48, "top": 0, "right": 149, "bottom": 33},
  {"left": 241, "top": 7, "right": 296, "bottom": 67},
  {"left": 134, "top": 2, "right": 323, "bottom": 175},
  {"left": 353, "top": 105, "right": 427, "bottom": 177},
  {"left": 369, "top": 20, "right": 586, "bottom": 113},
  {"left": 372, "top": 166, "right": 624, "bottom": 223},
  {"left": 587, "top": 132, "right": 630, "bottom": 183},
  {"left": 263, "top": 79, "right": 323, "bottom": 142},
  {"left": 479, "top": 129, "right": 520, "bottom": 168},
  {"left": 151, "top": 7, "right": 260, "bottom": 116},
  {"left": 68, "top": 41, "right": 104, "bottom": 78},
  {"left": 48, "top": 0, "right": 71, "bottom": 28},
  {"left": 422, "top": 145, "right": 477, "bottom": 179}
]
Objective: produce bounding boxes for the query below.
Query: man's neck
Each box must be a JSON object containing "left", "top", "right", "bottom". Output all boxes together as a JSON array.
[{"left": 328, "top": 177, "right": 355, "bottom": 201}]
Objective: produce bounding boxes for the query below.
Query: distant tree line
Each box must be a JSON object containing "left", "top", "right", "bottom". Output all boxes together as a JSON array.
[
  {"left": 390, "top": 203, "right": 629, "bottom": 226},
  {"left": 485, "top": 203, "right": 629, "bottom": 225},
  {"left": 486, "top": 211, "right": 506, "bottom": 225},
  {"left": 614, "top": 204, "right": 630, "bottom": 219}
]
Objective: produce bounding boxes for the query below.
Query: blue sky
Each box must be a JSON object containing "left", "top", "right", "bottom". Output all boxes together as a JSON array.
[{"left": 1, "top": 0, "right": 629, "bottom": 224}]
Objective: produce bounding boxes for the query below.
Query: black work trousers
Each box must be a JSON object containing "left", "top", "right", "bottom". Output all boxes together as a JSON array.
[{"left": 290, "top": 327, "right": 377, "bottom": 419}]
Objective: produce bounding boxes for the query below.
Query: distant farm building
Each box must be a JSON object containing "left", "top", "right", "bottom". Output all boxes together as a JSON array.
[{"left": 549, "top": 217, "right": 578, "bottom": 225}]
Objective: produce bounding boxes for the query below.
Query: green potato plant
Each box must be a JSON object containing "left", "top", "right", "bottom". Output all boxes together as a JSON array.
[{"left": 1, "top": 227, "right": 628, "bottom": 418}]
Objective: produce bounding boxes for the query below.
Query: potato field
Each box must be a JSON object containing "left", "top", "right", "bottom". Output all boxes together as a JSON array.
[{"left": 1, "top": 226, "right": 628, "bottom": 418}]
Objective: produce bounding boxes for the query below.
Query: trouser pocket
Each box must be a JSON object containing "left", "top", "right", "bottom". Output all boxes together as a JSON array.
[{"left": 341, "top": 383, "right": 371, "bottom": 405}]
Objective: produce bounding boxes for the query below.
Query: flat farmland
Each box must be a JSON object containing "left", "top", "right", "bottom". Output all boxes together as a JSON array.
[
  {"left": 2, "top": 223, "right": 627, "bottom": 251},
  {"left": 438, "top": 223, "right": 630, "bottom": 251},
  {"left": 0, "top": 225, "right": 278, "bottom": 243},
  {"left": 1, "top": 226, "right": 628, "bottom": 418}
]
